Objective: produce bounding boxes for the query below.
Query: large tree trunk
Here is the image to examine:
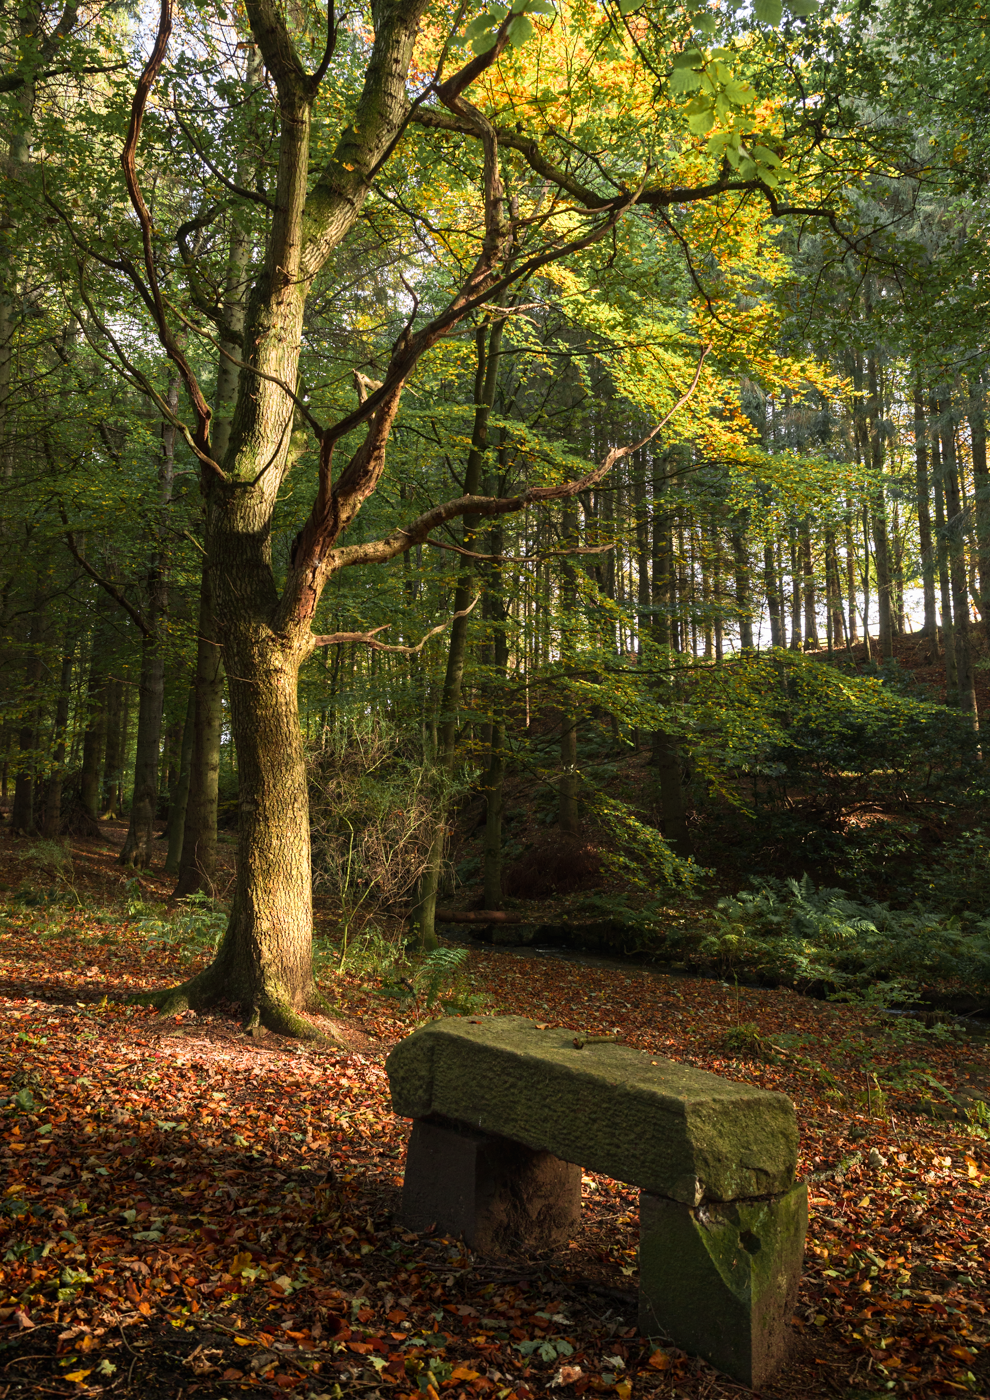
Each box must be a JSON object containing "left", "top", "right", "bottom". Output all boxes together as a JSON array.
[{"left": 162, "top": 616, "right": 319, "bottom": 1033}]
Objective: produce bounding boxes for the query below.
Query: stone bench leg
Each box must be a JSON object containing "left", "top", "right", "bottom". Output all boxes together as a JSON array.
[
  {"left": 638, "top": 1183, "right": 808, "bottom": 1388},
  {"left": 401, "top": 1116, "right": 582, "bottom": 1255}
]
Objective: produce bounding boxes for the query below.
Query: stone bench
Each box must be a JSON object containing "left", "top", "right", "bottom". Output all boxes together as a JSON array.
[{"left": 386, "top": 1016, "right": 807, "bottom": 1388}]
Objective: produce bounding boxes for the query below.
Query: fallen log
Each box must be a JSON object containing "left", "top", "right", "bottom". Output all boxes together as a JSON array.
[{"left": 434, "top": 908, "right": 531, "bottom": 924}]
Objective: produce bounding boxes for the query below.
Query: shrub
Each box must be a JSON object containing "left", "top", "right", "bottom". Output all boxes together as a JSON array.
[{"left": 694, "top": 874, "right": 990, "bottom": 994}]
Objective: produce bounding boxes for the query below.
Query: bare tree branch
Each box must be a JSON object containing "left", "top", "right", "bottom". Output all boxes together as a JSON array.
[
  {"left": 312, "top": 595, "right": 479, "bottom": 654},
  {"left": 327, "top": 344, "right": 710, "bottom": 578},
  {"left": 425, "top": 536, "right": 614, "bottom": 564}
]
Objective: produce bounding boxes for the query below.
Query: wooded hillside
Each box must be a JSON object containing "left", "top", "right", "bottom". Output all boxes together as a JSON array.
[{"left": 2, "top": 3, "right": 990, "bottom": 1393}]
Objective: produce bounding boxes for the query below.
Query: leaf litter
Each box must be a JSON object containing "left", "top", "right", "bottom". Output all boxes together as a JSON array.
[{"left": 1, "top": 861, "right": 989, "bottom": 1399}]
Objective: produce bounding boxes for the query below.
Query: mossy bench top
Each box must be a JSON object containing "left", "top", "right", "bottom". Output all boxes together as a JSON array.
[{"left": 386, "top": 1016, "right": 797, "bottom": 1205}]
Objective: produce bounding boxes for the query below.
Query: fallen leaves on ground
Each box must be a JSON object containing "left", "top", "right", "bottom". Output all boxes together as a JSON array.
[{"left": 1, "top": 856, "right": 988, "bottom": 1399}]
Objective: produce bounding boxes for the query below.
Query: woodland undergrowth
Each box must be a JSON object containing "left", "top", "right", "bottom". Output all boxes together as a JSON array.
[{"left": 1, "top": 833, "right": 989, "bottom": 1400}]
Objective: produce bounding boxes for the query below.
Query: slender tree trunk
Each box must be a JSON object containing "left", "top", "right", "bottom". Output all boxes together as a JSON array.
[
  {"left": 930, "top": 406, "right": 957, "bottom": 695},
  {"left": 764, "top": 541, "right": 782, "bottom": 648},
  {"left": 967, "top": 373, "right": 990, "bottom": 649},
  {"left": 650, "top": 456, "right": 671, "bottom": 648},
  {"left": 913, "top": 382, "right": 939, "bottom": 638},
  {"left": 801, "top": 520, "right": 818, "bottom": 648},
  {"left": 701, "top": 524, "right": 714, "bottom": 658},
  {"left": 844, "top": 504, "right": 858, "bottom": 642},
  {"left": 939, "top": 393, "right": 978, "bottom": 727},
  {"left": 41, "top": 643, "right": 74, "bottom": 838},
  {"left": 731, "top": 511, "right": 753, "bottom": 649},
  {"left": 11, "top": 597, "right": 45, "bottom": 834},
  {"left": 410, "top": 316, "right": 504, "bottom": 949},
  {"left": 165, "top": 684, "right": 196, "bottom": 874},
  {"left": 871, "top": 507, "right": 894, "bottom": 661},
  {"left": 859, "top": 507, "right": 873, "bottom": 663},
  {"left": 481, "top": 516, "right": 509, "bottom": 909},
  {"left": 558, "top": 495, "right": 581, "bottom": 833},
  {"left": 789, "top": 524, "right": 802, "bottom": 650},
  {"left": 174, "top": 562, "right": 225, "bottom": 896},
  {"left": 120, "top": 382, "right": 179, "bottom": 867},
  {"left": 80, "top": 634, "right": 108, "bottom": 824},
  {"left": 101, "top": 680, "right": 125, "bottom": 817}
]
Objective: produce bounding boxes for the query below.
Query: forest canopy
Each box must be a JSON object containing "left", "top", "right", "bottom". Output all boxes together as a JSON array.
[{"left": 3, "top": 0, "right": 990, "bottom": 1035}]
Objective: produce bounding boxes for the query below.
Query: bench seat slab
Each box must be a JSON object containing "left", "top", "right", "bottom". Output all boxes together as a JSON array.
[{"left": 387, "top": 1016, "right": 797, "bottom": 1204}]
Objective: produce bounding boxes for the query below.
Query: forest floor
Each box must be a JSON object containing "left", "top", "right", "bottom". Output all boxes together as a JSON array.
[{"left": 1, "top": 825, "right": 990, "bottom": 1400}]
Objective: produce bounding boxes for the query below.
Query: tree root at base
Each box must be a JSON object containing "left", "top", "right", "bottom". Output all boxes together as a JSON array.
[{"left": 128, "top": 972, "right": 344, "bottom": 1043}]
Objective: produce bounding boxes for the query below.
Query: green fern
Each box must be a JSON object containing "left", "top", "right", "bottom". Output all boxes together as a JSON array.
[{"left": 414, "top": 947, "right": 469, "bottom": 1009}]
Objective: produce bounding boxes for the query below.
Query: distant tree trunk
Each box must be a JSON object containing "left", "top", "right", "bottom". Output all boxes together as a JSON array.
[
  {"left": 764, "top": 541, "right": 783, "bottom": 648},
  {"left": 80, "top": 633, "right": 109, "bottom": 824},
  {"left": 11, "top": 601, "right": 45, "bottom": 834},
  {"left": 789, "top": 524, "right": 802, "bottom": 651},
  {"left": 650, "top": 459, "right": 671, "bottom": 648},
  {"left": 120, "top": 382, "right": 179, "bottom": 867},
  {"left": 41, "top": 643, "right": 74, "bottom": 838},
  {"left": 712, "top": 524, "right": 724, "bottom": 661},
  {"left": 939, "top": 392, "right": 978, "bottom": 727},
  {"left": 930, "top": 404, "right": 957, "bottom": 696},
  {"left": 650, "top": 490, "right": 691, "bottom": 855},
  {"left": 731, "top": 511, "right": 753, "bottom": 649},
  {"left": 701, "top": 526, "right": 714, "bottom": 658},
  {"left": 825, "top": 531, "right": 847, "bottom": 658},
  {"left": 481, "top": 515, "right": 509, "bottom": 909},
  {"left": 801, "top": 521, "right": 818, "bottom": 648},
  {"left": 101, "top": 679, "right": 125, "bottom": 817},
  {"left": 844, "top": 504, "right": 858, "bottom": 642},
  {"left": 859, "top": 507, "right": 873, "bottom": 663},
  {"left": 891, "top": 504, "right": 906, "bottom": 635},
  {"left": 558, "top": 494, "right": 581, "bottom": 834},
  {"left": 174, "top": 563, "right": 225, "bottom": 897},
  {"left": 410, "top": 315, "right": 503, "bottom": 949},
  {"left": 634, "top": 452, "right": 650, "bottom": 649},
  {"left": 913, "top": 382, "right": 938, "bottom": 638},
  {"left": 871, "top": 506, "right": 894, "bottom": 661},
  {"left": 966, "top": 373, "right": 990, "bottom": 649},
  {"left": 165, "top": 684, "right": 196, "bottom": 874}
]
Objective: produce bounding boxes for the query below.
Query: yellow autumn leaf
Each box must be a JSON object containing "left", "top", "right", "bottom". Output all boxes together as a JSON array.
[
  {"left": 614, "top": 1381, "right": 633, "bottom": 1400},
  {"left": 234, "top": 1335, "right": 253, "bottom": 1346},
  {"left": 64, "top": 1370, "right": 93, "bottom": 1383}
]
